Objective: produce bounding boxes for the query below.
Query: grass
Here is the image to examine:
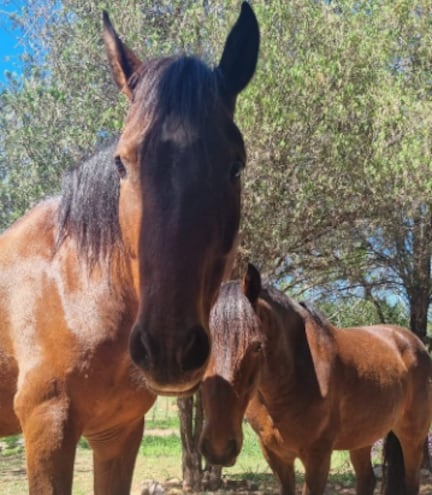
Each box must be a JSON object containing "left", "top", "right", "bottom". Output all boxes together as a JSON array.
[{"left": 0, "top": 397, "right": 383, "bottom": 494}]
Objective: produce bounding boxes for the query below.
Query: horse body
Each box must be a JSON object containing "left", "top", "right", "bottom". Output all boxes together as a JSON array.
[
  {"left": 0, "top": 194, "right": 156, "bottom": 493},
  {"left": 0, "top": 4, "right": 259, "bottom": 493},
  {"left": 200, "top": 265, "right": 432, "bottom": 495}
]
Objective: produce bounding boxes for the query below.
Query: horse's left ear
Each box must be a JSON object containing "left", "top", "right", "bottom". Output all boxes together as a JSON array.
[
  {"left": 242, "top": 263, "right": 261, "bottom": 307},
  {"left": 103, "top": 11, "right": 142, "bottom": 100},
  {"left": 218, "top": 2, "right": 260, "bottom": 102},
  {"left": 304, "top": 316, "right": 335, "bottom": 399}
]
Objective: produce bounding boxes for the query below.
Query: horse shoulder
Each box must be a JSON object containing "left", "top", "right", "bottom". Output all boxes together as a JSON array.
[{"left": 0, "top": 196, "right": 133, "bottom": 374}]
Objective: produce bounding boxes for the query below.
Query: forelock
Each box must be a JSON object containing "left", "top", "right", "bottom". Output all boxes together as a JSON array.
[{"left": 210, "top": 281, "right": 261, "bottom": 380}]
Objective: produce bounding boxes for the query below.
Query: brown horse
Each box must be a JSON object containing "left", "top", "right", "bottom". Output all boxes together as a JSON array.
[
  {"left": 200, "top": 264, "right": 432, "bottom": 495},
  {"left": 0, "top": 4, "right": 259, "bottom": 494}
]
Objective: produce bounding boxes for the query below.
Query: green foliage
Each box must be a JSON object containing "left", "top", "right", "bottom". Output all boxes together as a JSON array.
[
  {"left": 317, "top": 297, "right": 409, "bottom": 328},
  {"left": 78, "top": 437, "right": 90, "bottom": 449},
  {"left": 0, "top": 435, "right": 24, "bottom": 456}
]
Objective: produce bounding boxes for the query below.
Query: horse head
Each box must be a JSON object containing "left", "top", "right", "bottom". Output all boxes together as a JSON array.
[
  {"left": 103, "top": 3, "right": 259, "bottom": 395},
  {"left": 200, "top": 263, "right": 264, "bottom": 466}
]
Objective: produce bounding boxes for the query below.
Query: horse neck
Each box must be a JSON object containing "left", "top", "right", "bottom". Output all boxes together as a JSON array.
[
  {"left": 258, "top": 297, "right": 301, "bottom": 399},
  {"left": 104, "top": 248, "right": 140, "bottom": 310},
  {"left": 69, "top": 240, "right": 139, "bottom": 314}
]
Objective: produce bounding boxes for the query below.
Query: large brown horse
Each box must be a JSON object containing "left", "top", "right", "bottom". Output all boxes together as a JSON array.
[
  {"left": 0, "top": 4, "right": 259, "bottom": 494},
  {"left": 200, "top": 264, "right": 432, "bottom": 495}
]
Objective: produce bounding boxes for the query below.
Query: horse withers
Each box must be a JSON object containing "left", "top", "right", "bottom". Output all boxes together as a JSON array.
[
  {"left": 200, "top": 264, "right": 432, "bottom": 495},
  {"left": 0, "top": 4, "right": 259, "bottom": 494}
]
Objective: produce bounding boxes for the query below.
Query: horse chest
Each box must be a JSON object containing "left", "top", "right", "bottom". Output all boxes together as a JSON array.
[{"left": 249, "top": 389, "right": 329, "bottom": 451}]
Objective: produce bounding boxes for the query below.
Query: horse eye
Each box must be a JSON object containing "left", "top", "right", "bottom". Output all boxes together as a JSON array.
[
  {"left": 114, "top": 156, "right": 127, "bottom": 179},
  {"left": 229, "top": 160, "right": 244, "bottom": 182},
  {"left": 252, "top": 342, "right": 263, "bottom": 353}
]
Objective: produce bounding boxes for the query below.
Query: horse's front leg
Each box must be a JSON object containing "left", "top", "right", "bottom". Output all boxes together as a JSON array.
[
  {"left": 260, "top": 443, "right": 296, "bottom": 495},
  {"left": 349, "top": 446, "right": 376, "bottom": 495},
  {"left": 301, "top": 447, "right": 331, "bottom": 495},
  {"left": 89, "top": 417, "right": 144, "bottom": 495},
  {"left": 14, "top": 382, "right": 79, "bottom": 495}
]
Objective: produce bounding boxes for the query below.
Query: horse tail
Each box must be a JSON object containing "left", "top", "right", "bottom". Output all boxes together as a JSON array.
[{"left": 381, "top": 431, "right": 406, "bottom": 495}]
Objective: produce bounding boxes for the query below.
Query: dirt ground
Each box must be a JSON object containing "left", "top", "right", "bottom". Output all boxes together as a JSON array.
[
  {"left": 2, "top": 450, "right": 432, "bottom": 494},
  {"left": 141, "top": 471, "right": 432, "bottom": 495}
]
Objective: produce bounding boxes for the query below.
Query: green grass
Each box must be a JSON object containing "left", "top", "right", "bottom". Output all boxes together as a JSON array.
[
  {"left": 0, "top": 435, "right": 24, "bottom": 456},
  {"left": 141, "top": 433, "right": 182, "bottom": 457}
]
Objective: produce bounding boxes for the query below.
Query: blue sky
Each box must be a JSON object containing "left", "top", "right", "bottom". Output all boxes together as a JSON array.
[{"left": 0, "top": 3, "right": 24, "bottom": 85}]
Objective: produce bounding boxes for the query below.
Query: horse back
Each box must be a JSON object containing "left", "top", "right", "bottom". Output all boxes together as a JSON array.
[
  {"left": 335, "top": 324, "right": 431, "bottom": 380},
  {"left": 0, "top": 198, "right": 58, "bottom": 259}
]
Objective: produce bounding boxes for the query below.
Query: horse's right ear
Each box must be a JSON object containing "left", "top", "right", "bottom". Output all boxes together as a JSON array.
[
  {"left": 103, "top": 11, "right": 142, "bottom": 100},
  {"left": 218, "top": 2, "right": 260, "bottom": 104},
  {"left": 242, "top": 263, "right": 261, "bottom": 307}
]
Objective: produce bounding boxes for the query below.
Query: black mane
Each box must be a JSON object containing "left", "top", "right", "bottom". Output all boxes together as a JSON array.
[
  {"left": 299, "top": 301, "right": 330, "bottom": 328},
  {"left": 56, "top": 139, "right": 122, "bottom": 267}
]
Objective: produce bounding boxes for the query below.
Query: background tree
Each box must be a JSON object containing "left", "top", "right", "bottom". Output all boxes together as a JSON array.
[{"left": 236, "top": 0, "right": 432, "bottom": 339}]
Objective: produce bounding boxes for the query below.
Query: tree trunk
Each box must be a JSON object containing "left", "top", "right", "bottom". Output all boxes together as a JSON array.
[
  {"left": 406, "top": 207, "right": 432, "bottom": 471},
  {"left": 407, "top": 208, "right": 431, "bottom": 342},
  {"left": 409, "top": 288, "right": 430, "bottom": 342},
  {"left": 202, "top": 463, "right": 223, "bottom": 491},
  {"left": 177, "top": 392, "right": 222, "bottom": 492}
]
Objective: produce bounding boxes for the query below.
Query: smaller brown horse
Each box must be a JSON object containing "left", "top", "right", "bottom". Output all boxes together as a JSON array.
[{"left": 200, "top": 264, "right": 432, "bottom": 495}]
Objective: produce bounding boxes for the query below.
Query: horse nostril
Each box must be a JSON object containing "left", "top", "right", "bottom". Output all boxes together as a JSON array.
[
  {"left": 180, "top": 325, "right": 210, "bottom": 372},
  {"left": 129, "top": 325, "right": 153, "bottom": 371}
]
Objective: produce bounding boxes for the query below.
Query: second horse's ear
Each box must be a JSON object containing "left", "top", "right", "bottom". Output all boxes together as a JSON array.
[
  {"left": 242, "top": 263, "right": 261, "bottom": 307},
  {"left": 103, "top": 11, "right": 142, "bottom": 100},
  {"left": 304, "top": 316, "right": 335, "bottom": 399},
  {"left": 218, "top": 2, "right": 260, "bottom": 104}
]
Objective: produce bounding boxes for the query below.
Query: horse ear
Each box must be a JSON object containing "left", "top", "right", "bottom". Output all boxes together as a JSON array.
[
  {"left": 303, "top": 316, "right": 335, "bottom": 399},
  {"left": 242, "top": 263, "right": 261, "bottom": 307},
  {"left": 218, "top": 2, "right": 260, "bottom": 102},
  {"left": 103, "top": 11, "right": 142, "bottom": 100}
]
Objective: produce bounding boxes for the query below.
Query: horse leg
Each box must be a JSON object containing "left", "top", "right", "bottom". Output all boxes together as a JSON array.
[
  {"left": 15, "top": 391, "right": 79, "bottom": 494},
  {"left": 301, "top": 448, "right": 331, "bottom": 495},
  {"left": 349, "top": 446, "right": 376, "bottom": 495},
  {"left": 398, "top": 434, "right": 425, "bottom": 495},
  {"left": 260, "top": 444, "right": 296, "bottom": 495},
  {"left": 89, "top": 417, "right": 144, "bottom": 495}
]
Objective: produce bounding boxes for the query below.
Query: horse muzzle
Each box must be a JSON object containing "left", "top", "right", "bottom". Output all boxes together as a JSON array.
[
  {"left": 199, "top": 436, "right": 240, "bottom": 467},
  {"left": 129, "top": 322, "right": 210, "bottom": 395}
]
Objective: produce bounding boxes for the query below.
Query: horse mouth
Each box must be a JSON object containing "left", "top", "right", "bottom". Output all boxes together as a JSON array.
[
  {"left": 202, "top": 454, "right": 237, "bottom": 468},
  {"left": 200, "top": 437, "right": 240, "bottom": 467},
  {"left": 221, "top": 457, "right": 237, "bottom": 468},
  {"left": 144, "top": 378, "right": 201, "bottom": 397}
]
